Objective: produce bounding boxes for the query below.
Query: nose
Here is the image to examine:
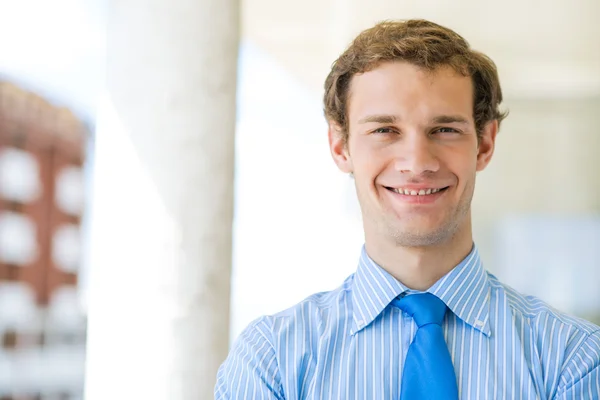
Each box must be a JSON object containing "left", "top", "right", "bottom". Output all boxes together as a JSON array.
[{"left": 393, "top": 134, "right": 440, "bottom": 175}]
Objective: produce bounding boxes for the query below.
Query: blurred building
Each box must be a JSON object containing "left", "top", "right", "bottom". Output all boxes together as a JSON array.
[{"left": 0, "top": 81, "right": 87, "bottom": 399}]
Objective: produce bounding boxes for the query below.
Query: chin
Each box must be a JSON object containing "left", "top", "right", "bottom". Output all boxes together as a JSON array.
[
  {"left": 389, "top": 229, "right": 453, "bottom": 248},
  {"left": 384, "top": 217, "right": 456, "bottom": 245}
]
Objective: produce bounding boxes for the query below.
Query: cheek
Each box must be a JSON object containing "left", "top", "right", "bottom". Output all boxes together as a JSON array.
[
  {"left": 353, "top": 140, "right": 393, "bottom": 172},
  {"left": 354, "top": 154, "right": 386, "bottom": 187},
  {"left": 449, "top": 146, "right": 479, "bottom": 170},
  {"left": 456, "top": 164, "right": 478, "bottom": 193},
  {"left": 441, "top": 153, "right": 478, "bottom": 191}
]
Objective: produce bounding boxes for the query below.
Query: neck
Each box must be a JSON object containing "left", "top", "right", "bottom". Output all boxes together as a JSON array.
[{"left": 364, "top": 224, "right": 474, "bottom": 291}]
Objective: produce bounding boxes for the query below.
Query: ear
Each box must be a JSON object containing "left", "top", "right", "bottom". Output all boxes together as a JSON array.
[
  {"left": 328, "top": 122, "right": 353, "bottom": 174},
  {"left": 476, "top": 120, "right": 498, "bottom": 172}
]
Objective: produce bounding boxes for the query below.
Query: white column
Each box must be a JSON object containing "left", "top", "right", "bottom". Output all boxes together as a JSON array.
[{"left": 84, "top": 0, "right": 239, "bottom": 399}]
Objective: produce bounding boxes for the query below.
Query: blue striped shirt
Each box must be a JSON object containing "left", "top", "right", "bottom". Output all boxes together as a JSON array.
[{"left": 215, "top": 245, "right": 600, "bottom": 399}]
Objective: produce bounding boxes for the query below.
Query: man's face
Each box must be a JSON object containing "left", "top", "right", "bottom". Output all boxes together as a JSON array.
[{"left": 329, "top": 61, "right": 497, "bottom": 247}]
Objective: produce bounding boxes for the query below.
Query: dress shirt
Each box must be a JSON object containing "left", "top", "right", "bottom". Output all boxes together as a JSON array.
[{"left": 215, "top": 245, "right": 600, "bottom": 399}]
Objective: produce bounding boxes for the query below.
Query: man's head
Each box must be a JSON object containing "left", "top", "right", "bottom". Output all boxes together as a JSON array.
[{"left": 324, "top": 19, "right": 507, "bottom": 248}]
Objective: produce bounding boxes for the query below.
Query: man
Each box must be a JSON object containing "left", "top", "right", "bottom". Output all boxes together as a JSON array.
[{"left": 215, "top": 19, "right": 600, "bottom": 399}]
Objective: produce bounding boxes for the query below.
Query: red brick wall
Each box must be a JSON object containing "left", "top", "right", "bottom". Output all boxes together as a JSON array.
[{"left": 0, "top": 81, "right": 87, "bottom": 399}]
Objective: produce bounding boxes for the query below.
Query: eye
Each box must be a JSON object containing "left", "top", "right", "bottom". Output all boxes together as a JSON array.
[
  {"left": 433, "top": 127, "right": 460, "bottom": 135},
  {"left": 373, "top": 127, "right": 397, "bottom": 135}
]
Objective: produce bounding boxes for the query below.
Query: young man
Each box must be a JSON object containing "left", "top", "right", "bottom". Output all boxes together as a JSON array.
[{"left": 215, "top": 19, "right": 600, "bottom": 399}]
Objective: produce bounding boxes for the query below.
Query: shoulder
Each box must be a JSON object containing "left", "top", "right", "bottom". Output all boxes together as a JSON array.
[
  {"left": 215, "top": 315, "right": 284, "bottom": 399},
  {"left": 487, "top": 271, "right": 599, "bottom": 335},
  {"left": 487, "top": 272, "right": 600, "bottom": 396},
  {"left": 555, "top": 328, "right": 600, "bottom": 397},
  {"left": 215, "top": 275, "right": 355, "bottom": 397},
  {"left": 265, "top": 273, "right": 355, "bottom": 338},
  {"left": 224, "top": 273, "right": 355, "bottom": 359}
]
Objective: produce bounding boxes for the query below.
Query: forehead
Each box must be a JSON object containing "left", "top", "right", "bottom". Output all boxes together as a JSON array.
[{"left": 347, "top": 61, "right": 474, "bottom": 124}]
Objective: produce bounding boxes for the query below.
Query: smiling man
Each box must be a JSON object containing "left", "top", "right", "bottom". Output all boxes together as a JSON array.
[{"left": 215, "top": 20, "right": 600, "bottom": 399}]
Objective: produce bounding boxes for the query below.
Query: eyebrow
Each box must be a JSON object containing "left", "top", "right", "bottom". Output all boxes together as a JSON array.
[
  {"left": 431, "top": 115, "right": 470, "bottom": 125},
  {"left": 357, "top": 114, "right": 471, "bottom": 126},
  {"left": 357, "top": 114, "right": 398, "bottom": 124}
]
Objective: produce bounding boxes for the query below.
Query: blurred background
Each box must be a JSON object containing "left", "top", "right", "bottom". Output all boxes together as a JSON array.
[{"left": 0, "top": 0, "right": 598, "bottom": 398}]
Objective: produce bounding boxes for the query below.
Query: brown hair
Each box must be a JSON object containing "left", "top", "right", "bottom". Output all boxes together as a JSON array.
[{"left": 323, "top": 19, "right": 508, "bottom": 142}]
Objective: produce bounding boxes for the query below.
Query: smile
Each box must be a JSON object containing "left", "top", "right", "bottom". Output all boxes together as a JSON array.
[{"left": 386, "top": 187, "right": 449, "bottom": 196}]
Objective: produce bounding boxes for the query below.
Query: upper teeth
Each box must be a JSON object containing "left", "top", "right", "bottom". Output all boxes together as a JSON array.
[{"left": 392, "top": 188, "right": 442, "bottom": 196}]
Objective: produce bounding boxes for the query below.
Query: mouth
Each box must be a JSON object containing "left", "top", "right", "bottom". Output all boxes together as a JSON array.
[{"left": 384, "top": 186, "right": 450, "bottom": 196}]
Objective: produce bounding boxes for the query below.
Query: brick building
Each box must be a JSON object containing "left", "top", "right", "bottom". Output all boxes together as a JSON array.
[{"left": 0, "top": 81, "right": 87, "bottom": 400}]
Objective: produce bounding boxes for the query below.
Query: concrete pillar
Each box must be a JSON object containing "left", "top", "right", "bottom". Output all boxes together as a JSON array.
[{"left": 84, "top": 0, "right": 239, "bottom": 399}]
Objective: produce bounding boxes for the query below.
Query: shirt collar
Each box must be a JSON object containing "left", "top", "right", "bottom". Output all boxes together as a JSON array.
[
  {"left": 350, "top": 244, "right": 491, "bottom": 337},
  {"left": 350, "top": 246, "right": 407, "bottom": 335}
]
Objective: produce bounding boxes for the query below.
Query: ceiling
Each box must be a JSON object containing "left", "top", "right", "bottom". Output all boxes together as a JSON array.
[
  {"left": 0, "top": 0, "right": 597, "bottom": 127},
  {"left": 242, "top": 0, "right": 600, "bottom": 99}
]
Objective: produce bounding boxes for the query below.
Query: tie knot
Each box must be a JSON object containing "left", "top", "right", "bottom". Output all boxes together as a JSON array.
[{"left": 391, "top": 293, "right": 447, "bottom": 327}]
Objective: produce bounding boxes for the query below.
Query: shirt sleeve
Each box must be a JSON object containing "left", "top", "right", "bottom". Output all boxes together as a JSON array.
[
  {"left": 214, "top": 316, "right": 285, "bottom": 400},
  {"left": 554, "top": 329, "right": 600, "bottom": 399}
]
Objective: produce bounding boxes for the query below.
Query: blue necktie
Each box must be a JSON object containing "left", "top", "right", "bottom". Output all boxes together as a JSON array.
[{"left": 391, "top": 293, "right": 459, "bottom": 400}]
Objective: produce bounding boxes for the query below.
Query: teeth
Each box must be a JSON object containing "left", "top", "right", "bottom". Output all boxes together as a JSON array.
[{"left": 393, "top": 187, "right": 443, "bottom": 196}]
